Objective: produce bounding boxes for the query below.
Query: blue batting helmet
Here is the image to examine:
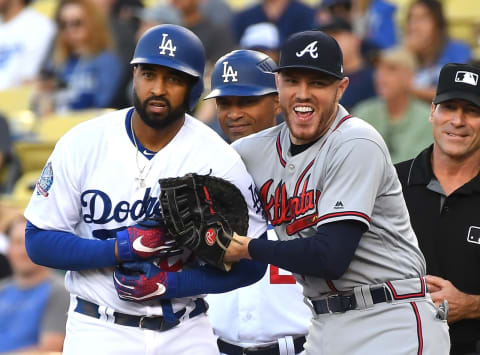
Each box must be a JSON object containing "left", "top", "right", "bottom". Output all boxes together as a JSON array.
[
  {"left": 204, "top": 50, "right": 277, "bottom": 100},
  {"left": 131, "top": 24, "right": 206, "bottom": 111}
]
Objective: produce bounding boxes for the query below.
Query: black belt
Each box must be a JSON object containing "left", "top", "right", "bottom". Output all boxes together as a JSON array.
[
  {"left": 217, "top": 336, "right": 306, "bottom": 355},
  {"left": 74, "top": 297, "right": 207, "bottom": 332},
  {"left": 312, "top": 286, "right": 392, "bottom": 314}
]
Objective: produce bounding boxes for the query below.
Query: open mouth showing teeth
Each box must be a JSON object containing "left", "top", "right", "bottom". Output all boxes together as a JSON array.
[{"left": 294, "top": 106, "right": 313, "bottom": 113}]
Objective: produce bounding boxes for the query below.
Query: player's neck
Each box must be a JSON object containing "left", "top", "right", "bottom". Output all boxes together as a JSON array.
[
  {"left": 431, "top": 147, "right": 480, "bottom": 195},
  {"left": 131, "top": 113, "right": 185, "bottom": 152}
]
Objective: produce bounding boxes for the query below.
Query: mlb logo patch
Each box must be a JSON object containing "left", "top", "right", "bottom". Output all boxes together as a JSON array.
[
  {"left": 455, "top": 71, "right": 478, "bottom": 86},
  {"left": 467, "top": 226, "right": 480, "bottom": 244}
]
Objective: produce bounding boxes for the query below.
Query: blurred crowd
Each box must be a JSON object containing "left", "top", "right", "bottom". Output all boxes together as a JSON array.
[{"left": 0, "top": 0, "right": 479, "bottom": 352}]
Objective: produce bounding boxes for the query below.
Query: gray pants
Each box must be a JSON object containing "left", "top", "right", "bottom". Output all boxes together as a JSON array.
[{"left": 304, "top": 281, "right": 450, "bottom": 354}]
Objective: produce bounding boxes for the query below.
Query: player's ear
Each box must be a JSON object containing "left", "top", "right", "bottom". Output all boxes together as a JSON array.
[
  {"left": 275, "top": 72, "right": 280, "bottom": 89},
  {"left": 429, "top": 103, "right": 436, "bottom": 123},
  {"left": 336, "top": 77, "right": 349, "bottom": 102},
  {"left": 273, "top": 94, "right": 281, "bottom": 115}
]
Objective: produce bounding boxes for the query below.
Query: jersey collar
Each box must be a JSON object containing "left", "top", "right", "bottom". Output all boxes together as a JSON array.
[{"left": 124, "top": 108, "right": 157, "bottom": 160}]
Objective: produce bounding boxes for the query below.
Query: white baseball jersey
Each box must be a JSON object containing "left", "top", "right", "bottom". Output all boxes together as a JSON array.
[
  {"left": 24, "top": 108, "right": 267, "bottom": 316},
  {"left": 233, "top": 105, "right": 426, "bottom": 298},
  {"left": 206, "top": 225, "right": 311, "bottom": 347}
]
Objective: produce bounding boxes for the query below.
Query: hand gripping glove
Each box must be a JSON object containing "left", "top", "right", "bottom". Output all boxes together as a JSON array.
[
  {"left": 158, "top": 173, "right": 249, "bottom": 271},
  {"left": 116, "top": 220, "right": 182, "bottom": 262},
  {"left": 113, "top": 261, "right": 177, "bottom": 302}
]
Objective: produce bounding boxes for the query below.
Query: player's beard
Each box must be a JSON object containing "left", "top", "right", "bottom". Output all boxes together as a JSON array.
[{"left": 133, "top": 89, "right": 188, "bottom": 130}]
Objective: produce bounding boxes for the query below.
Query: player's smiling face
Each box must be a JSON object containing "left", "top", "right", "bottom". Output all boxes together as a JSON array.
[
  {"left": 215, "top": 94, "right": 279, "bottom": 141},
  {"left": 133, "top": 64, "right": 192, "bottom": 129},
  {"left": 276, "top": 68, "right": 348, "bottom": 145},
  {"left": 430, "top": 99, "right": 480, "bottom": 162}
]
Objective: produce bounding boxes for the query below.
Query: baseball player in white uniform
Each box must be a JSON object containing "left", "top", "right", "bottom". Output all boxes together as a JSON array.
[
  {"left": 224, "top": 30, "right": 450, "bottom": 354},
  {"left": 204, "top": 50, "right": 311, "bottom": 355},
  {"left": 23, "top": 25, "right": 267, "bottom": 355}
]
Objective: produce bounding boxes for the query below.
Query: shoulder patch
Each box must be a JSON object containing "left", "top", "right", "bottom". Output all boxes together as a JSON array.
[{"left": 36, "top": 162, "right": 54, "bottom": 197}]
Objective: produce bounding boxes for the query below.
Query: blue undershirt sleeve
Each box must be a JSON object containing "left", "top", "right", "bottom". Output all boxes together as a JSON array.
[
  {"left": 25, "top": 221, "right": 117, "bottom": 271},
  {"left": 170, "top": 232, "right": 268, "bottom": 298},
  {"left": 248, "top": 221, "right": 367, "bottom": 279}
]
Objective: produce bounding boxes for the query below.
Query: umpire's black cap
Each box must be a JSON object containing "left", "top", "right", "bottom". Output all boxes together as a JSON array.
[
  {"left": 433, "top": 63, "right": 480, "bottom": 108},
  {"left": 273, "top": 30, "right": 344, "bottom": 79}
]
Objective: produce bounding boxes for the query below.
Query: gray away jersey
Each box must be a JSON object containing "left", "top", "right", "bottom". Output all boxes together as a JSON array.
[{"left": 233, "top": 105, "right": 426, "bottom": 298}]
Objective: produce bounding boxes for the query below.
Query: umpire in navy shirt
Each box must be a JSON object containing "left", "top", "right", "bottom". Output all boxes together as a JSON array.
[{"left": 396, "top": 62, "right": 480, "bottom": 355}]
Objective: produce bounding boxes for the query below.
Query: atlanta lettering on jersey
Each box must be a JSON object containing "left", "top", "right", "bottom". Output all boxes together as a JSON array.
[
  {"left": 81, "top": 187, "right": 160, "bottom": 225},
  {"left": 259, "top": 161, "right": 320, "bottom": 235}
]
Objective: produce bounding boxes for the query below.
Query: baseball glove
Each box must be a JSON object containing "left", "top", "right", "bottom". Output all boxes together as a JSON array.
[{"left": 157, "top": 173, "right": 249, "bottom": 271}]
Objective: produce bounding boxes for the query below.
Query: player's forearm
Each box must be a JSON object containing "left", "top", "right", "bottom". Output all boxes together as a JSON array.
[
  {"left": 247, "top": 221, "right": 366, "bottom": 278},
  {"left": 25, "top": 221, "right": 117, "bottom": 270},
  {"left": 172, "top": 258, "right": 267, "bottom": 297}
]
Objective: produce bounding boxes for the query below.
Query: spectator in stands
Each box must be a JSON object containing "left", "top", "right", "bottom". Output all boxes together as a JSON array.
[
  {"left": 0, "top": 204, "right": 14, "bottom": 281},
  {"left": 405, "top": 0, "right": 472, "bottom": 103},
  {"left": 134, "top": 3, "right": 182, "bottom": 42},
  {"left": 0, "top": 0, "right": 56, "bottom": 90},
  {"left": 320, "top": 17, "right": 376, "bottom": 111},
  {"left": 200, "top": 0, "right": 233, "bottom": 27},
  {"left": 240, "top": 22, "right": 280, "bottom": 64},
  {"left": 0, "top": 114, "right": 20, "bottom": 194},
  {"left": 35, "top": 0, "right": 123, "bottom": 114},
  {"left": 315, "top": 0, "right": 396, "bottom": 54},
  {"left": 232, "top": 0, "right": 315, "bottom": 45},
  {"left": 354, "top": 46, "right": 432, "bottom": 163},
  {"left": 0, "top": 216, "right": 69, "bottom": 353},
  {"left": 91, "top": 0, "right": 143, "bottom": 109},
  {"left": 171, "top": 0, "right": 235, "bottom": 67}
]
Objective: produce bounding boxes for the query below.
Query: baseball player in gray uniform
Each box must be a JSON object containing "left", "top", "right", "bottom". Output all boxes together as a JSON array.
[{"left": 225, "top": 30, "right": 450, "bottom": 354}]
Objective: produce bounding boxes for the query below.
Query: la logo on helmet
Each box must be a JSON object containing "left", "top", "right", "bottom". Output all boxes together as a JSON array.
[
  {"left": 296, "top": 41, "right": 318, "bottom": 59},
  {"left": 222, "top": 61, "right": 238, "bottom": 83},
  {"left": 158, "top": 33, "right": 176, "bottom": 57}
]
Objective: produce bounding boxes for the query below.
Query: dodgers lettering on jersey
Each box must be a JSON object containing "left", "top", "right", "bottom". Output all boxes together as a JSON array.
[
  {"left": 25, "top": 108, "right": 266, "bottom": 316},
  {"left": 233, "top": 105, "right": 426, "bottom": 299}
]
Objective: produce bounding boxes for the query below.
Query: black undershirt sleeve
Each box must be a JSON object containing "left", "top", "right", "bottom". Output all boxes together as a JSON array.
[{"left": 248, "top": 220, "right": 367, "bottom": 279}]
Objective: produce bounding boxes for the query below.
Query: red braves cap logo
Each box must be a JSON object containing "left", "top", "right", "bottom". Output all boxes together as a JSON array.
[{"left": 205, "top": 228, "right": 216, "bottom": 246}]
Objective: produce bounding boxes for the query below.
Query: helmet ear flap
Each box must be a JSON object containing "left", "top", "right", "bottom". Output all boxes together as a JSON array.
[{"left": 189, "top": 78, "right": 204, "bottom": 112}]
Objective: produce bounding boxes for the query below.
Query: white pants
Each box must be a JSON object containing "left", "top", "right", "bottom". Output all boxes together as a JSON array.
[
  {"left": 63, "top": 310, "right": 219, "bottom": 355},
  {"left": 303, "top": 296, "right": 450, "bottom": 355}
]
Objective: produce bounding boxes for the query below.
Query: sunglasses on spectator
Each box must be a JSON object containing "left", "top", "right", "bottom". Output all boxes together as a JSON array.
[{"left": 59, "top": 18, "right": 84, "bottom": 30}]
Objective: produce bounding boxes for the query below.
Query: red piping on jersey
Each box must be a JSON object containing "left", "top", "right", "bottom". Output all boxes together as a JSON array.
[
  {"left": 317, "top": 211, "right": 371, "bottom": 224},
  {"left": 410, "top": 302, "right": 424, "bottom": 355},
  {"left": 385, "top": 277, "right": 426, "bottom": 300},
  {"left": 286, "top": 212, "right": 319, "bottom": 235},
  {"left": 293, "top": 159, "right": 315, "bottom": 196},
  {"left": 276, "top": 133, "right": 287, "bottom": 167},
  {"left": 326, "top": 280, "right": 338, "bottom": 292},
  {"left": 333, "top": 114, "right": 353, "bottom": 131}
]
